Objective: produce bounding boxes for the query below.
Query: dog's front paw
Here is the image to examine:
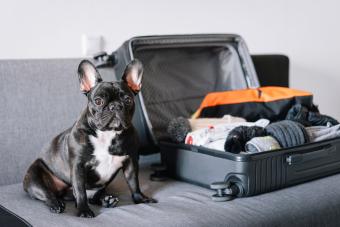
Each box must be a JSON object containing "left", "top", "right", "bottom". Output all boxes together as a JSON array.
[
  {"left": 102, "top": 195, "right": 119, "bottom": 208},
  {"left": 89, "top": 195, "right": 119, "bottom": 208},
  {"left": 48, "top": 199, "right": 65, "bottom": 214},
  {"left": 132, "top": 193, "right": 157, "bottom": 204},
  {"left": 77, "top": 207, "right": 95, "bottom": 218}
]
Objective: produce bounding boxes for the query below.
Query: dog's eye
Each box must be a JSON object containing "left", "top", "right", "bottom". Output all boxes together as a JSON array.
[
  {"left": 124, "top": 96, "right": 132, "bottom": 105},
  {"left": 94, "top": 98, "right": 104, "bottom": 106}
]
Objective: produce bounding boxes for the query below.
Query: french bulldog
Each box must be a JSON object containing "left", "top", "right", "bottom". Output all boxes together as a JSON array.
[{"left": 23, "top": 59, "right": 156, "bottom": 218}]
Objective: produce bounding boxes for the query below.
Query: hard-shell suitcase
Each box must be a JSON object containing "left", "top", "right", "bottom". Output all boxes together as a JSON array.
[{"left": 105, "top": 34, "right": 340, "bottom": 201}]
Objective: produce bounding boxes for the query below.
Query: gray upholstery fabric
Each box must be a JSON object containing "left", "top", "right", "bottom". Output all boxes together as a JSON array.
[
  {"left": 0, "top": 59, "right": 115, "bottom": 186},
  {"left": 1, "top": 59, "right": 339, "bottom": 227},
  {"left": 1, "top": 163, "right": 340, "bottom": 227}
]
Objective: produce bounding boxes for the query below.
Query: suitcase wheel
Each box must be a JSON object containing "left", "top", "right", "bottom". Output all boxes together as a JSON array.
[
  {"left": 210, "top": 181, "right": 234, "bottom": 202},
  {"left": 211, "top": 193, "right": 234, "bottom": 202},
  {"left": 150, "top": 163, "right": 167, "bottom": 181},
  {"left": 210, "top": 182, "right": 240, "bottom": 202},
  {"left": 210, "top": 182, "right": 229, "bottom": 190},
  {"left": 150, "top": 163, "right": 167, "bottom": 172}
]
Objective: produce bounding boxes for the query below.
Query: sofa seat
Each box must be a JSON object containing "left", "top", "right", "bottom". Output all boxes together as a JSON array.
[
  {"left": 1, "top": 164, "right": 340, "bottom": 227},
  {"left": 0, "top": 59, "right": 339, "bottom": 227}
]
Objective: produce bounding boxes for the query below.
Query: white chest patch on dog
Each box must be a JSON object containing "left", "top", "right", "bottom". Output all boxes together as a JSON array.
[{"left": 89, "top": 130, "right": 128, "bottom": 185}]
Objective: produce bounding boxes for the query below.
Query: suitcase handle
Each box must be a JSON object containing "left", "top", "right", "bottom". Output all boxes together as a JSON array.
[
  {"left": 93, "top": 51, "right": 118, "bottom": 68},
  {"left": 286, "top": 144, "right": 336, "bottom": 165}
]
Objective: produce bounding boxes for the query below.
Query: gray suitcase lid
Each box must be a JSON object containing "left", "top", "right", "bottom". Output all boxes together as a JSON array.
[{"left": 113, "top": 34, "right": 259, "bottom": 154}]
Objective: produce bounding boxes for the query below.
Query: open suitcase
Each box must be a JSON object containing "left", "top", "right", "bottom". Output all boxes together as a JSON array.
[{"left": 99, "top": 34, "right": 340, "bottom": 201}]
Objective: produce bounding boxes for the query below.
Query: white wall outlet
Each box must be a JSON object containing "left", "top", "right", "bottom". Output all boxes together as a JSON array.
[{"left": 81, "top": 35, "right": 104, "bottom": 57}]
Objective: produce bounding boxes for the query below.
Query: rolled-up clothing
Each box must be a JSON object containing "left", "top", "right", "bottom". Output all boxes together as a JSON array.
[
  {"left": 266, "top": 120, "right": 309, "bottom": 148},
  {"left": 245, "top": 136, "right": 281, "bottom": 153},
  {"left": 306, "top": 124, "right": 340, "bottom": 142}
]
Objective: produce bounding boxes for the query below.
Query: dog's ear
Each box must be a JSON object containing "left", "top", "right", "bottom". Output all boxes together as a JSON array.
[
  {"left": 78, "top": 60, "right": 102, "bottom": 93},
  {"left": 122, "top": 59, "right": 143, "bottom": 94}
]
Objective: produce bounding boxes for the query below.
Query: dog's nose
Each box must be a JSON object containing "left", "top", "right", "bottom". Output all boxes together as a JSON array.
[{"left": 110, "top": 102, "right": 123, "bottom": 112}]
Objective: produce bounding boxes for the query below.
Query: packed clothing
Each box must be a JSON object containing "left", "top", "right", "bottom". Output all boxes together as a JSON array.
[{"left": 167, "top": 87, "right": 340, "bottom": 153}]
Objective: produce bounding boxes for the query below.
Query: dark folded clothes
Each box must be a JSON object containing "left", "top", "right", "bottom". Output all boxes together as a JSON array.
[
  {"left": 225, "top": 120, "right": 309, "bottom": 153},
  {"left": 224, "top": 126, "right": 267, "bottom": 153},
  {"left": 286, "top": 104, "right": 339, "bottom": 126},
  {"left": 266, "top": 120, "right": 309, "bottom": 148}
]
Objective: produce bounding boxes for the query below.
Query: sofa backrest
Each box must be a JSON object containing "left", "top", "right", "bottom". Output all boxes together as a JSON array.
[{"left": 0, "top": 59, "right": 115, "bottom": 186}]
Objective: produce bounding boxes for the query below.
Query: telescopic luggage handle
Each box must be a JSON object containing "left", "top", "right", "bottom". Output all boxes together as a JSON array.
[{"left": 93, "top": 51, "right": 118, "bottom": 68}]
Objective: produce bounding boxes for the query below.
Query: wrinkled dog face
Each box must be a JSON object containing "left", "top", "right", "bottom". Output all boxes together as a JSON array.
[
  {"left": 87, "top": 81, "right": 134, "bottom": 131},
  {"left": 77, "top": 59, "right": 143, "bottom": 131}
]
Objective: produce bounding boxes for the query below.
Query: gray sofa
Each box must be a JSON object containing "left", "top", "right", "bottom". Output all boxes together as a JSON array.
[{"left": 1, "top": 59, "right": 340, "bottom": 227}]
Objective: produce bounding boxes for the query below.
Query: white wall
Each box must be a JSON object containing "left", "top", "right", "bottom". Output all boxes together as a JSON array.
[{"left": 1, "top": 0, "right": 340, "bottom": 119}]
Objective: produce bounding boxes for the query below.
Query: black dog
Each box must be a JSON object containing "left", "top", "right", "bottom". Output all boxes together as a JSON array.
[{"left": 23, "top": 59, "right": 156, "bottom": 218}]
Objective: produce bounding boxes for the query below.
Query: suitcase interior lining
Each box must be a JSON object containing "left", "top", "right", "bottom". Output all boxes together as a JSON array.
[
  {"left": 115, "top": 35, "right": 340, "bottom": 195},
  {"left": 134, "top": 45, "right": 248, "bottom": 141}
]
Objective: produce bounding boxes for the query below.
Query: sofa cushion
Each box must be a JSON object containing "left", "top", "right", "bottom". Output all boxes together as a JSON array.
[
  {"left": 0, "top": 204, "right": 31, "bottom": 227},
  {"left": 1, "top": 165, "right": 340, "bottom": 227},
  {"left": 0, "top": 59, "right": 115, "bottom": 186}
]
